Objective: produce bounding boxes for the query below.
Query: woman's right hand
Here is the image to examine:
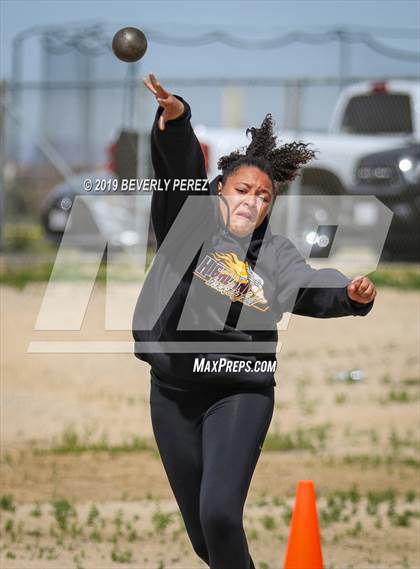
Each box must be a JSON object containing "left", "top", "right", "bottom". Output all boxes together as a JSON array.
[{"left": 143, "top": 73, "right": 185, "bottom": 131}]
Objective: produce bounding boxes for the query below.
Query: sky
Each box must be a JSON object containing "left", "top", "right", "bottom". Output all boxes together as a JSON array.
[
  {"left": 1, "top": 0, "right": 419, "bottom": 81},
  {"left": 1, "top": 0, "right": 419, "bottom": 165}
]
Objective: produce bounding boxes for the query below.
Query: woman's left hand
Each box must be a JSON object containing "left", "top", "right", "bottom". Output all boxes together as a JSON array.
[{"left": 347, "top": 275, "right": 377, "bottom": 304}]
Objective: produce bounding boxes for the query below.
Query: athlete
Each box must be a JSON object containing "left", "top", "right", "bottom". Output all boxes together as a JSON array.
[{"left": 132, "top": 73, "right": 376, "bottom": 569}]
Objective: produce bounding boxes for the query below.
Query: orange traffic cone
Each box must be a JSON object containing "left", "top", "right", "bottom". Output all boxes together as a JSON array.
[{"left": 283, "top": 480, "right": 323, "bottom": 569}]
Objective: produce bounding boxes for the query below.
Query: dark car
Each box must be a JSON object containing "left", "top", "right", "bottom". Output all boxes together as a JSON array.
[
  {"left": 40, "top": 170, "right": 146, "bottom": 251},
  {"left": 350, "top": 143, "right": 420, "bottom": 262},
  {"left": 41, "top": 129, "right": 154, "bottom": 251},
  {"left": 41, "top": 170, "right": 113, "bottom": 245}
]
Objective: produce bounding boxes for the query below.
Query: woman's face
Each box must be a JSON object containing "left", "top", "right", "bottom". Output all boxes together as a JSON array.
[{"left": 218, "top": 166, "right": 274, "bottom": 237}]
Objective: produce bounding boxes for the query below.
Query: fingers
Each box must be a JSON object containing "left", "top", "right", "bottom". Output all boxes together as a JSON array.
[
  {"left": 143, "top": 73, "right": 170, "bottom": 98},
  {"left": 156, "top": 97, "right": 170, "bottom": 107},
  {"left": 158, "top": 114, "right": 166, "bottom": 131},
  {"left": 356, "top": 277, "right": 370, "bottom": 295},
  {"left": 359, "top": 283, "right": 374, "bottom": 300},
  {"left": 149, "top": 73, "right": 170, "bottom": 98},
  {"left": 143, "top": 73, "right": 183, "bottom": 127},
  {"left": 363, "top": 283, "right": 374, "bottom": 296},
  {"left": 348, "top": 275, "right": 363, "bottom": 294},
  {"left": 143, "top": 75, "right": 157, "bottom": 95},
  {"left": 349, "top": 276, "right": 376, "bottom": 301}
]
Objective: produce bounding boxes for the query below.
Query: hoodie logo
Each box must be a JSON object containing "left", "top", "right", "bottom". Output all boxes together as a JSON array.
[{"left": 193, "top": 252, "right": 269, "bottom": 312}]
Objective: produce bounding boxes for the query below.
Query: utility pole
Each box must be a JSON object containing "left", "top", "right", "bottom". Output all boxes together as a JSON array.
[
  {"left": 0, "top": 81, "right": 6, "bottom": 252},
  {"left": 336, "top": 28, "right": 351, "bottom": 87}
]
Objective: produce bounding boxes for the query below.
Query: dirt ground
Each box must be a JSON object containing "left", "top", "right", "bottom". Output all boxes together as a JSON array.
[{"left": 1, "top": 281, "right": 419, "bottom": 569}]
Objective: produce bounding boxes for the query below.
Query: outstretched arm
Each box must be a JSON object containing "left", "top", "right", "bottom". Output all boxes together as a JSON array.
[
  {"left": 144, "top": 74, "right": 208, "bottom": 248},
  {"left": 276, "top": 237, "right": 376, "bottom": 318},
  {"left": 292, "top": 275, "right": 375, "bottom": 318}
]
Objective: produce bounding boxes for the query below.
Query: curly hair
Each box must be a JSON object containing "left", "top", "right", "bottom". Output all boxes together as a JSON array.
[{"left": 217, "top": 113, "right": 318, "bottom": 192}]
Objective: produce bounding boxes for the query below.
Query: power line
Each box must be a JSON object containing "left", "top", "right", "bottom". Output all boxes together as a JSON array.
[
  {"left": 360, "top": 35, "right": 420, "bottom": 62},
  {"left": 35, "top": 25, "right": 419, "bottom": 62}
]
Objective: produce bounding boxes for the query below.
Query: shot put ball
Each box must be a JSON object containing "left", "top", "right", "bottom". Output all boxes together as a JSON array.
[{"left": 112, "top": 27, "right": 147, "bottom": 62}]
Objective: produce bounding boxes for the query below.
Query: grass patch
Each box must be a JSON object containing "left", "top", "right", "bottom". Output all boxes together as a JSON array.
[
  {"left": 370, "top": 266, "right": 420, "bottom": 290},
  {"left": 335, "top": 393, "right": 348, "bottom": 405},
  {"left": 51, "top": 499, "right": 77, "bottom": 531},
  {"left": 0, "top": 248, "right": 152, "bottom": 289},
  {"left": 30, "top": 503, "right": 42, "bottom": 518},
  {"left": 33, "top": 425, "right": 156, "bottom": 456},
  {"left": 388, "top": 429, "right": 419, "bottom": 453},
  {"left": 260, "top": 515, "right": 277, "bottom": 530},
  {"left": 151, "top": 511, "right": 175, "bottom": 533},
  {"left": 1, "top": 255, "right": 419, "bottom": 290},
  {"left": 264, "top": 423, "right": 331, "bottom": 452},
  {"left": 3, "top": 223, "right": 54, "bottom": 253},
  {"left": 0, "top": 495, "right": 16, "bottom": 513},
  {"left": 320, "top": 485, "right": 361, "bottom": 505},
  {"left": 0, "top": 260, "right": 119, "bottom": 289},
  {"left": 111, "top": 546, "right": 133, "bottom": 563},
  {"left": 0, "top": 261, "right": 55, "bottom": 289},
  {"left": 380, "top": 389, "right": 420, "bottom": 404},
  {"left": 2, "top": 491, "right": 418, "bottom": 566},
  {"left": 340, "top": 454, "right": 420, "bottom": 469},
  {"left": 401, "top": 377, "right": 420, "bottom": 387}
]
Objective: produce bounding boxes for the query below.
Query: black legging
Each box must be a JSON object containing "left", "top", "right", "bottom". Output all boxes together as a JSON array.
[{"left": 149, "top": 371, "right": 275, "bottom": 569}]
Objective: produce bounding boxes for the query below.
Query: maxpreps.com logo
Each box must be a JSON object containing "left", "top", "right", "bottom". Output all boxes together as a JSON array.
[{"left": 193, "top": 251, "right": 269, "bottom": 312}]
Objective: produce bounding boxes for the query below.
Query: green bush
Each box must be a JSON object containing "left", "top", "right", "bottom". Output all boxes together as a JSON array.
[{"left": 4, "top": 223, "right": 46, "bottom": 252}]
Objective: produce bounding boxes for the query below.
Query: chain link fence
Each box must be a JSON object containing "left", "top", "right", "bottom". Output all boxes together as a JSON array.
[{"left": 1, "top": 23, "right": 419, "bottom": 261}]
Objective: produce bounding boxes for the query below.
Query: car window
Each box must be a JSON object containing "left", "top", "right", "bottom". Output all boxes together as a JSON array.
[{"left": 342, "top": 93, "right": 413, "bottom": 135}]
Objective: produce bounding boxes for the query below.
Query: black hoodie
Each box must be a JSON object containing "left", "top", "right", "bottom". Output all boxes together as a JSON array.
[{"left": 132, "top": 96, "right": 374, "bottom": 391}]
